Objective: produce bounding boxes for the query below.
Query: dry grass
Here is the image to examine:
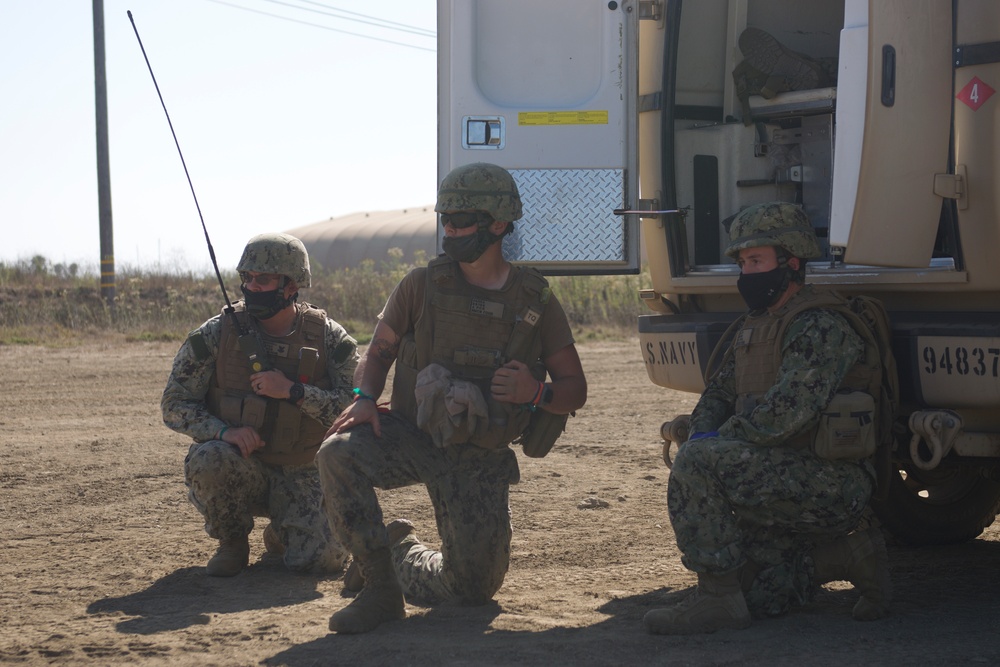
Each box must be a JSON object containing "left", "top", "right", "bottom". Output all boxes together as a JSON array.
[{"left": 0, "top": 253, "right": 646, "bottom": 346}]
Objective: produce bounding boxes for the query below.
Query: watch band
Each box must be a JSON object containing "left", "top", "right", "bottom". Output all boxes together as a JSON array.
[{"left": 541, "top": 385, "right": 554, "bottom": 407}]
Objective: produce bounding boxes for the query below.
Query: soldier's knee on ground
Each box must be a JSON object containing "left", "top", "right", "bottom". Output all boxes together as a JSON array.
[
  {"left": 285, "top": 550, "right": 348, "bottom": 574},
  {"left": 459, "top": 589, "right": 500, "bottom": 606},
  {"left": 451, "top": 570, "right": 504, "bottom": 606},
  {"left": 283, "top": 534, "right": 349, "bottom": 575}
]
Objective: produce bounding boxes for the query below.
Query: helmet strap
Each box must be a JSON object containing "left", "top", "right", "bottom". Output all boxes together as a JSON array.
[{"left": 776, "top": 247, "right": 806, "bottom": 284}]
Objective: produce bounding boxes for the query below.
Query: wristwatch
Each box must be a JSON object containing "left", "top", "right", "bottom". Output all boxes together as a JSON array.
[
  {"left": 287, "top": 382, "right": 305, "bottom": 404},
  {"left": 541, "top": 385, "right": 554, "bottom": 407}
]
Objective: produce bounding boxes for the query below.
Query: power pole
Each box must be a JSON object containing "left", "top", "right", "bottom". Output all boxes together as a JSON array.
[{"left": 93, "top": 0, "right": 116, "bottom": 308}]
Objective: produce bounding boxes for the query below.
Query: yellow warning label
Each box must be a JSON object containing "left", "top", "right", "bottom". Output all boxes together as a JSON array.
[{"left": 518, "top": 110, "right": 609, "bottom": 126}]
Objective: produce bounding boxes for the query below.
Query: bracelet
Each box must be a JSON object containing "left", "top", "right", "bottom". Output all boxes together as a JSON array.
[
  {"left": 217, "top": 426, "right": 229, "bottom": 440},
  {"left": 527, "top": 381, "right": 545, "bottom": 412},
  {"left": 353, "top": 387, "right": 376, "bottom": 402}
]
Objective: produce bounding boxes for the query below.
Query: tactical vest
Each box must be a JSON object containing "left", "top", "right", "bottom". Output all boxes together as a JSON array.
[
  {"left": 731, "top": 287, "right": 881, "bottom": 454},
  {"left": 391, "top": 257, "right": 550, "bottom": 449},
  {"left": 207, "top": 302, "right": 332, "bottom": 465}
]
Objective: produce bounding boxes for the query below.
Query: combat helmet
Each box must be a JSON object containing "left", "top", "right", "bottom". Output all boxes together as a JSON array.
[
  {"left": 725, "top": 201, "right": 822, "bottom": 260},
  {"left": 237, "top": 233, "right": 311, "bottom": 288},
  {"left": 435, "top": 162, "right": 523, "bottom": 222}
]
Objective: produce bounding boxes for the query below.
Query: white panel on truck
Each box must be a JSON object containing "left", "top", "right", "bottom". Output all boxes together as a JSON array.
[
  {"left": 836, "top": 0, "right": 952, "bottom": 267},
  {"left": 438, "top": 0, "right": 639, "bottom": 274}
]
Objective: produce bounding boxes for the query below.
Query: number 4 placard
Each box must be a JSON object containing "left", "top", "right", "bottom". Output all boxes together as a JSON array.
[{"left": 957, "top": 76, "right": 995, "bottom": 111}]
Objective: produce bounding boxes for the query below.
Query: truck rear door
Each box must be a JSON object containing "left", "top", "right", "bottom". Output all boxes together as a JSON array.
[
  {"left": 829, "top": 0, "right": 953, "bottom": 268},
  {"left": 438, "top": 0, "right": 640, "bottom": 274}
]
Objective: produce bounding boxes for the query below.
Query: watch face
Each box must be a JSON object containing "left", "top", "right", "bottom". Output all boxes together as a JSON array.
[
  {"left": 542, "top": 386, "right": 554, "bottom": 405},
  {"left": 289, "top": 383, "right": 304, "bottom": 401}
]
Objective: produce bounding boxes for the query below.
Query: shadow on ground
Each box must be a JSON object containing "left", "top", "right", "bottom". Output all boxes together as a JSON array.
[
  {"left": 87, "top": 558, "right": 325, "bottom": 634},
  {"left": 262, "top": 540, "right": 1000, "bottom": 667}
]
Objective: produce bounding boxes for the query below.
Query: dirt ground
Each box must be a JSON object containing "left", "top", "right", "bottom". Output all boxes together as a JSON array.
[{"left": 1, "top": 338, "right": 999, "bottom": 666}]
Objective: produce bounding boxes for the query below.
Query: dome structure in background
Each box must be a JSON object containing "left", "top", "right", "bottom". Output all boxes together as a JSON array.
[{"left": 287, "top": 206, "right": 438, "bottom": 272}]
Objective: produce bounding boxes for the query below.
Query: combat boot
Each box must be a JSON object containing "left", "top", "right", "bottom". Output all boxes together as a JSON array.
[
  {"left": 329, "top": 548, "right": 406, "bottom": 634},
  {"left": 643, "top": 571, "right": 752, "bottom": 635},
  {"left": 206, "top": 535, "right": 250, "bottom": 577},
  {"left": 343, "top": 519, "right": 415, "bottom": 592},
  {"left": 731, "top": 58, "right": 772, "bottom": 125},
  {"left": 813, "top": 525, "right": 892, "bottom": 621},
  {"left": 737, "top": 27, "right": 829, "bottom": 98}
]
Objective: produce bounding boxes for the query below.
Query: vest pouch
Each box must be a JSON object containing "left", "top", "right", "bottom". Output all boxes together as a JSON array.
[
  {"left": 240, "top": 394, "right": 268, "bottom": 430},
  {"left": 267, "top": 401, "right": 301, "bottom": 455},
  {"left": 812, "top": 390, "right": 877, "bottom": 460},
  {"left": 470, "top": 397, "right": 531, "bottom": 450},
  {"left": 517, "top": 410, "right": 568, "bottom": 458},
  {"left": 391, "top": 335, "right": 420, "bottom": 421},
  {"left": 219, "top": 393, "right": 244, "bottom": 424}
]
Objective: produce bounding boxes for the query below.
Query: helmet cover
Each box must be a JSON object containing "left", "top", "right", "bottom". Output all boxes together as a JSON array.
[
  {"left": 435, "top": 162, "right": 523, "bottom": 222},
  {"left": 725, "top": 202, "right": 822, "bottom": 260},
  {"left": 237, "top": 233, "right": 311, "bottom": 288}
]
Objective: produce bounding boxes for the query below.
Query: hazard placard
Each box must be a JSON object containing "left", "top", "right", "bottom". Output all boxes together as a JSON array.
[{"left": 957, "top": 76, "right": 995, "bottom": 111}]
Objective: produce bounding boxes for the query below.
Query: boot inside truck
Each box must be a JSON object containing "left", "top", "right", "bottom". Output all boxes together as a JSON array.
[{"left": 437, "top": 0, "right": 1000, "bottom": 545}]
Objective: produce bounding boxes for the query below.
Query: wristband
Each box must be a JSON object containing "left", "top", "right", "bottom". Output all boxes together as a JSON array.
[
  {"left": 218, "top": 426, "right": 229, "bottom": 440},
  {"left": 353, "top": 387, "right": 376, "bottom": 402},
  {"left": 526, "top": 381, "right": 545, "bottom": 412}
]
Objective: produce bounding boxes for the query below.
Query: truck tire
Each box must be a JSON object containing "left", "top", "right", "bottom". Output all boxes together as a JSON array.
[{"left": 872, "top": 462, "right": 1000, "bottom": 546}]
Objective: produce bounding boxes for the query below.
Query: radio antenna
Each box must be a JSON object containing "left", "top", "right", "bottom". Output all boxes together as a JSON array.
[{"left": 127, "top": 10, "right": 234, "bottom": 313}]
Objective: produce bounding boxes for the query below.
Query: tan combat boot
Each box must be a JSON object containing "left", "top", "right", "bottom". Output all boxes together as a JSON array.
[
  {"left": 328, "top": 548, "right": 406, "bottom": 634},
  {"left": 643, "top": 570, "right": 752, "bottom": 635},
  {"left": 343, "top": 519, "right": 415, "bottom": 592},
  {"left": 812, "top": 525, "right": 892, "bottom": 621},
  {"left": 206, "top": 535, "right": 250, "bottom": 577}
]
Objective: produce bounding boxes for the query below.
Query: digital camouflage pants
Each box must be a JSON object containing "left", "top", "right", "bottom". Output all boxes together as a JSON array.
[
  {"left": 316, "top": 412, "right": 520, "bottom": 605},
  {"left": 184, "top": 440, "right": 349, "bottom": 573},
  {"left": 667, "top": 437, "right": 873, "bottom": 617}
]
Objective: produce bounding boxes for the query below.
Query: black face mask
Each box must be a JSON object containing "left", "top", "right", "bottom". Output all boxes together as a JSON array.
[
  {"left": 241, "top": 285, "right": 296, "bottom": 320},
  {"left": 736, "top": 266, "right": 790, "bottom": 311},
  {"left": 441, "top": 227, "right": 503, "bottom": 263}
]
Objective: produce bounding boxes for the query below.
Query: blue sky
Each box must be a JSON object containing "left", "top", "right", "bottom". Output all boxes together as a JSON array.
[{"left": 0, "top": 0, "right": 437, "bottom": 273}]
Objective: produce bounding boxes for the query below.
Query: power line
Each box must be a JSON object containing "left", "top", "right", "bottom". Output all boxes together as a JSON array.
[
  {"left": 203, "top": 0, "right": 436, "bottom": 53},
  {"left": 269, "top": 0, "right": 435, "bottom": 37}
]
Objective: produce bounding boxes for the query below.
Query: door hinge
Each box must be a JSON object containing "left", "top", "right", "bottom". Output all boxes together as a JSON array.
[
  {"left": 933, "top": 165, "right": 968, "bottom": 210},
  {"left": 638, "top": 1, "right": 662, "bottom": 21}
]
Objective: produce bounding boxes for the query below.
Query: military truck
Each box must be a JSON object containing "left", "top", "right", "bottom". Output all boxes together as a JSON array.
[{"left": 437, "top": 0, "right": 1000, "bottom": 545}]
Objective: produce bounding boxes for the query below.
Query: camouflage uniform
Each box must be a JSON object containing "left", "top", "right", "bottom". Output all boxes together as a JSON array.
[
  {"left": 162, "top": 302, "right": 359, "bottom": 573},
  {"left": 320, "top": 412, "right": 520, "bottom": 604},
  {"left": 670, "top": 286, "right": 874, "bottom": 617}
]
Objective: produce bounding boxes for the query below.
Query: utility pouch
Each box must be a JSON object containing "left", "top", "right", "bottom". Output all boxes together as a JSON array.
[
  {"left": 219, "top": 393, "right": 243, "bottom": 424},
  {"left": 297, "top": 347, "right": 319, "bottom": 383},
  {"left": 470, "top": 391, "right": 531, "bottom": 450},
  {"left": 812, "top": 390, "right": 877, "bottom": 460},
  {"left": 241, "top": 394, "right": 268, "bottom": 430},
  {"left": 391, "top": 335, "right": 420, "bottom": 420},
  {"left": 269, "top": 402, "right": 301, "bottom": 454},
  {"left": 516, "top": 410, "right": 569, "bottom": 459}
]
